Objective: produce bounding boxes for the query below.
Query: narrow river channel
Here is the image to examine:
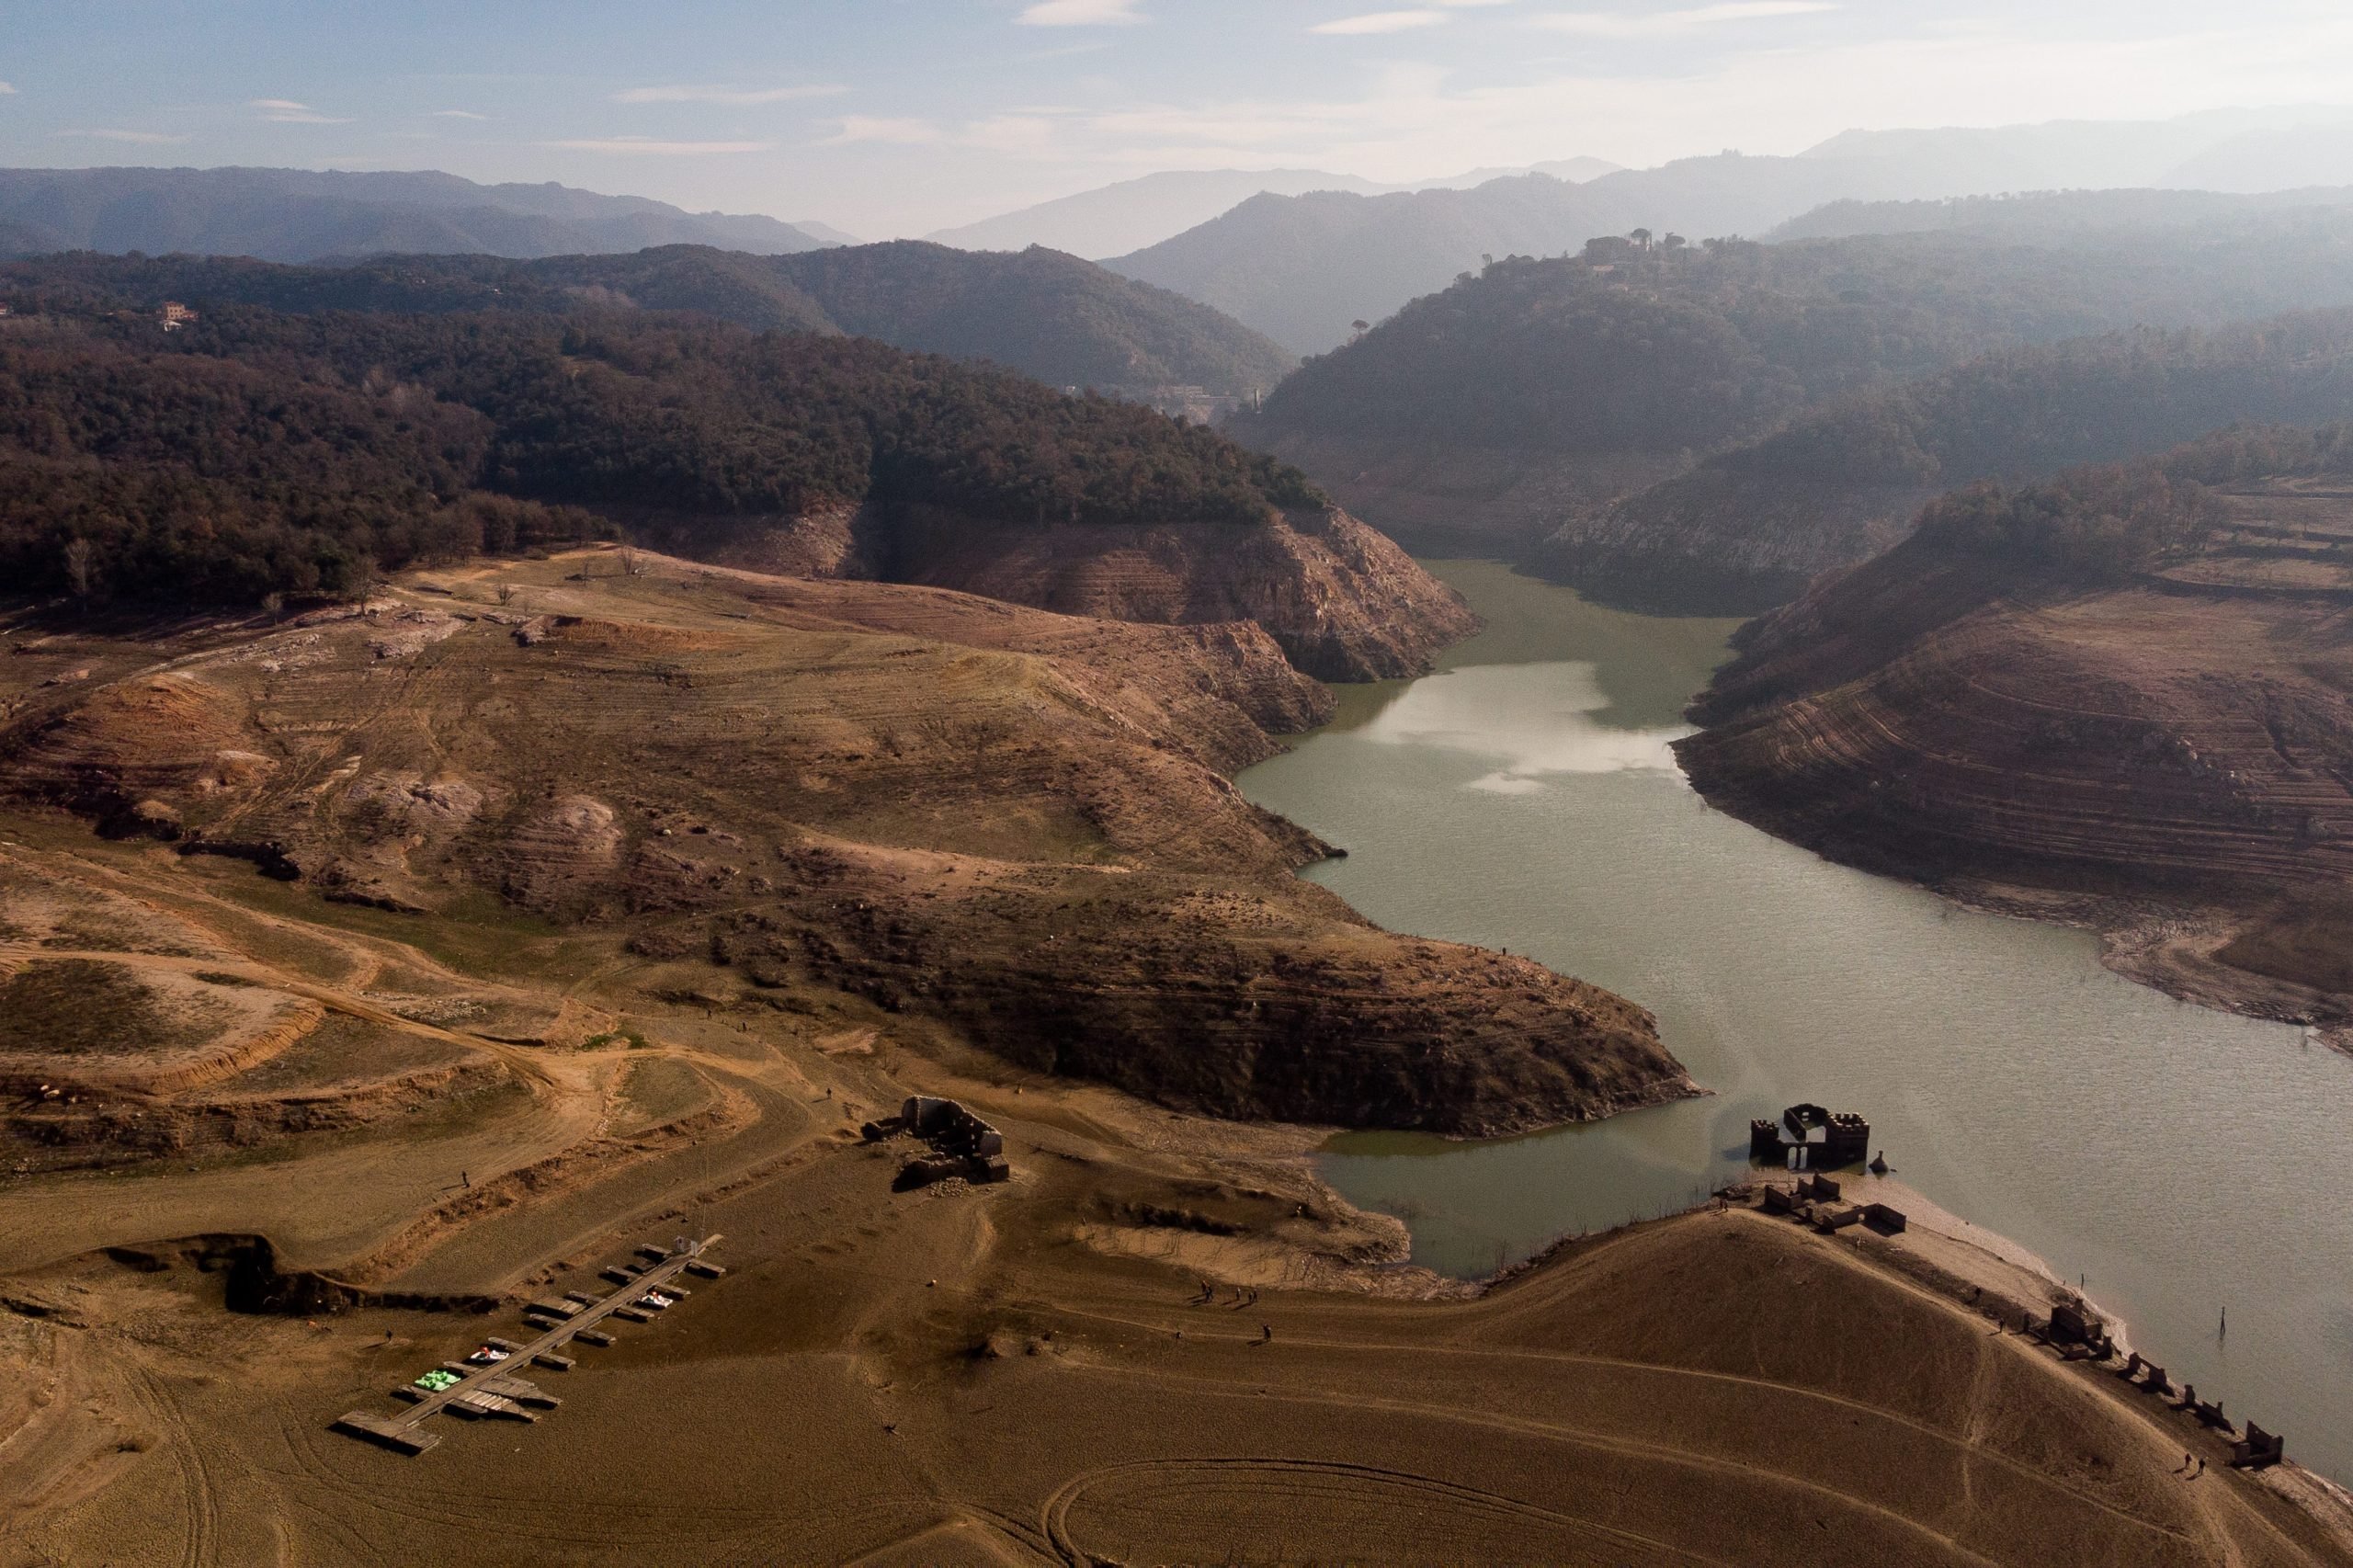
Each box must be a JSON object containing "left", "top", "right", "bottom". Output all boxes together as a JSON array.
[{"left": 1236, "top": 559, "right": 2353, "bottom": 1483}]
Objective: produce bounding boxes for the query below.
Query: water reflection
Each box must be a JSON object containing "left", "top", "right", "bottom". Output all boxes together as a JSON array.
[{"left": 1360, "top": 663, "right": 1690, "bottom": 790}]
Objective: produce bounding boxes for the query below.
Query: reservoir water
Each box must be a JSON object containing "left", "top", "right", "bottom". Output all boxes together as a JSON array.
[{"left": 1237, "top": 560, "right": 2353, "bottom": 1483}]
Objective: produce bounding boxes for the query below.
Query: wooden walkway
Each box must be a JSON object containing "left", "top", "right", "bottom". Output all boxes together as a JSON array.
[{"left": 335, "top": 1233, "right": 722, "bottom": 1455}]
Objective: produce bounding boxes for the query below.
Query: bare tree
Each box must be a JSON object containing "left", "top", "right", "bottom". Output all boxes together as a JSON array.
[
  {"left": 62, "top": 538, "right": 95, "bottom": 608},
  {"left": 352, "top": 558, "right": 383, "bottom": 611},
  {"left": 619, "top": 546, "right": 643, "bottom": 577},
  {"left": 494, "top": 581, "right": 517, "bottom": 607}
]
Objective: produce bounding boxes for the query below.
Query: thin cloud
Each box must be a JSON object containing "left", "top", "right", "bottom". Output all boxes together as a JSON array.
[
  {"left": 540, "top": 136, "right": 775, "bottom": 154},
  {"left": 1017, "top": 0, "right": 1143, "bottom": 25},
  {"left": 1020, "top": 40, "right": 1116, "bottom": 60},
  {"left": 54, "top": 128, "right": 191, "bottom": 144},
  {"left": 430, "top": 108, "right": 490, "bottom": 119},
  {"left": 1313, "top": 10, "right": 1450, "bottom": 34},
  {"left": 1538, "top": 2, "right": 1835, "bottom": 38},
  {"left": 0, "top": 82, "right": 15, "bottom": 95},
  {"left": 612, "top": 83, "right": 847, "bottom": 105},
  {"left": 249, "top": 97, "right": 353, "bottom": 123},
  {"left": 820, "top": 116, "right": 944, "bottom": 144}
]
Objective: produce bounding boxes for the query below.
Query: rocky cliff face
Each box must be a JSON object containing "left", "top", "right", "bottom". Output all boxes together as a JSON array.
[
  {"left": 1537, "top": 470, "right": 1932, "bottom": 616},
  {"left": 1244, "top": 428, "right": 1919, "bottom": 618},
  {"left": 1679, "top": 474, "right": 2353, "bottom": 1016},
  {"left": 3, "top": 551, "right": 1689, "bottom": 1133},
  {"left": 642, "top": 502, "right": 1477, "bottom": 683},
  {"left": 1244, "top": 431, "right": 1688, "bottom": 563}
]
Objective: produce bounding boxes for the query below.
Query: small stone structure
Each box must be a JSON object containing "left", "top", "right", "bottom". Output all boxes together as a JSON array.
[
  {"left": 2233, "top": 1423, "right": 2286, "bottom": 1470},
  {"left": 1750, "top": 1104, "right": 1871, "bottom": 1170},
  {"left": 1747, "top": 1188, "right": 2288, "bottom": 1470},
  {"left": 863, "top": 1096, "right": 1011, "bottom": 1189}
]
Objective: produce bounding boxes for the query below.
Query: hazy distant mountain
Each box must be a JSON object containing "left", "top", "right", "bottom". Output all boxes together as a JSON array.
[
  {"left": 1436, "top": 157, "right": 1626, "bottom": 187},
  {"left": 5, "top": 239, "right": 1298, "bottom": 397},
  {"left": 787, "top": 219, "right": 865, "bottom": 247},
  {"left": 924, "top": 158, "right": 1624, "bottom": 262},
  {"left": 1107, "top": 157, "right": 1924, "bottom": 354},
  {"left": 1802, "top": 105, "right": 2353, "bottom": 193},
  {"left": 0, "top": 165, "right": 836, "bottom": 263},
  {"left": 926, "top": 170, "right": 1386, "bottom": 259},
  {"left": 2160, "top": 125, "right": 2353, "bottom": 193},
  {"left": 1771, "top": 186, "right": 2353, "bottom": 243},
  {"left": 1102, "top": 110, "right": 2353, "bottom": 356}
]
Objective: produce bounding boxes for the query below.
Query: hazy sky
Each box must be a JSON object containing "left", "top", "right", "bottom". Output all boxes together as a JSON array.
[{"left": 7, "top": 1, "right": 2353, "bottom": 237}]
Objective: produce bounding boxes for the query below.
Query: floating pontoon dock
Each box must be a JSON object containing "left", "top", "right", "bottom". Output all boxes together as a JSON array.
[{"left": 334, "top": 1233, "right": 723, "bottom": 1455}]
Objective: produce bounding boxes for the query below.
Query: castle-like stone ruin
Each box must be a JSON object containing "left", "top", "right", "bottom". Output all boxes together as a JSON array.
[
  {"left": 862, "top": 1096, "right": 1012, "bottom": 1189},
  {"left": 1749, "top": 1103, "right": 1870, "bottom": 1170}
]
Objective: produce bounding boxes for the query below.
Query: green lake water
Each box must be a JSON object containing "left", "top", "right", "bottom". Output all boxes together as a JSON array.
[{"left": 1237, "top": 560, "right": 2353, "bottom": 1482}]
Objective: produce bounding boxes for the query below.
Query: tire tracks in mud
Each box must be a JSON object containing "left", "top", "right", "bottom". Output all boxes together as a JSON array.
[
  {"left": 1040, "top": 1371, "right": 2008, "bottom": 1568},
  {"left": 1039, "top": 1456, "right": 1729, "bottom": 1568},
  {"left": 1017, "top": 1296, "right": 2190, "bottom": 1558},
  {"left": 125, "top": 1363, "right": 220, "bottom": 1568}
]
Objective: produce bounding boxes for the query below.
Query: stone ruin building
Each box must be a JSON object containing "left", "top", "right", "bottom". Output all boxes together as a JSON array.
[
  {"left": 1749, "top": 1103, "right": 1870, "bottom": 1170},
  {"left": 863, "top": 1095, "right": 1012, "bottom": 1190}
]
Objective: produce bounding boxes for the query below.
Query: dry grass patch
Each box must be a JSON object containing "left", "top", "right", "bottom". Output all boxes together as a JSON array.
[{"left": 0, "top": 959, "right": 229, "bottom": 1058}]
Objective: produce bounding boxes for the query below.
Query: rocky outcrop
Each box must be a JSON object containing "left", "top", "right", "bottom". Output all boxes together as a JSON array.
[
  {"left": 762, "top": 866, "right": 1691, "bottom": 1136},
  {"left": 624, "top": 502, "right": 873, "bottom": 582},
  {"left": 1537, "top": 470, "right": 1932, "bottom": 617},
  {"left": 881, "top": 504, "right": 1476, "bottom": 682},
  {"left": 1679, "top": 469, "right": 2353, "bottom": 1014},
  {"left": 632, "top": 502, "right": 1477, "bottom": 683},
  {"left": 1244, "top": 431, "right": 1688, "bottom": 562}
]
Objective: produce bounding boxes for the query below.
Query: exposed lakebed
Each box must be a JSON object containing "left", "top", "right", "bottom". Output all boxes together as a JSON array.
[{"left": 1238, "top": 559, "right": 2353, "bottom": 1482}]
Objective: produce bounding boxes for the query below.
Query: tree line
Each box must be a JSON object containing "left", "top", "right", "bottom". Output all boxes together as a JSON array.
[
  {"left": 0, "top": 301, "right": 1324, "bottom": 606},
  {"left": 1241, "top": 229, "right": 2353, "bottom": 458}
]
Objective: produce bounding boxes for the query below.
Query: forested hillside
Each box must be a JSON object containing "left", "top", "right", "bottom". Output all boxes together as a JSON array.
[
  {"left": 1542, "top": 311, "right": 2353, "bottom": 610},
  {"left": 0, "top": 241, "right": 1296, "bottom": 399},
  {"left": 1771, "top": 187, "right": 2353, "bottom": 243},
  {"left": 1234, "top": 225, "right": 2353, "bottom": 572},
  {"left": 0, "top": 305, "right": 1319, "bottom": 606}
]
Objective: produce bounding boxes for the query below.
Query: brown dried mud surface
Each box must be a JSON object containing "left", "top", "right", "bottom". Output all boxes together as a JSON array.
[
  {"left": 1681, "top": 479, "right": 2353, "bottom": 1029},
  {"left": 7, "top": 1165, "right": 2349, "bottom": 1567},
  {"left": 0, "top": 551, "right": 2346, "bottom": 1563}
]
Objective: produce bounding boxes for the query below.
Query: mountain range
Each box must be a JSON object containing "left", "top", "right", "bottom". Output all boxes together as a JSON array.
[
  {"left": 1235, "top": 210, "right": 2353, "bottom": 599},
  {"left": 1106, "top": 108, "right": 2353, "bottom": 354},
  {"left": 0, "top": 165, "right": 839, "bottom": 264},
  {"left": 5, "top": 240, "right": 1296, "bottom": 398},
  {"left": 921, "top": 158, "right": 1621, "bottom": 260}
]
